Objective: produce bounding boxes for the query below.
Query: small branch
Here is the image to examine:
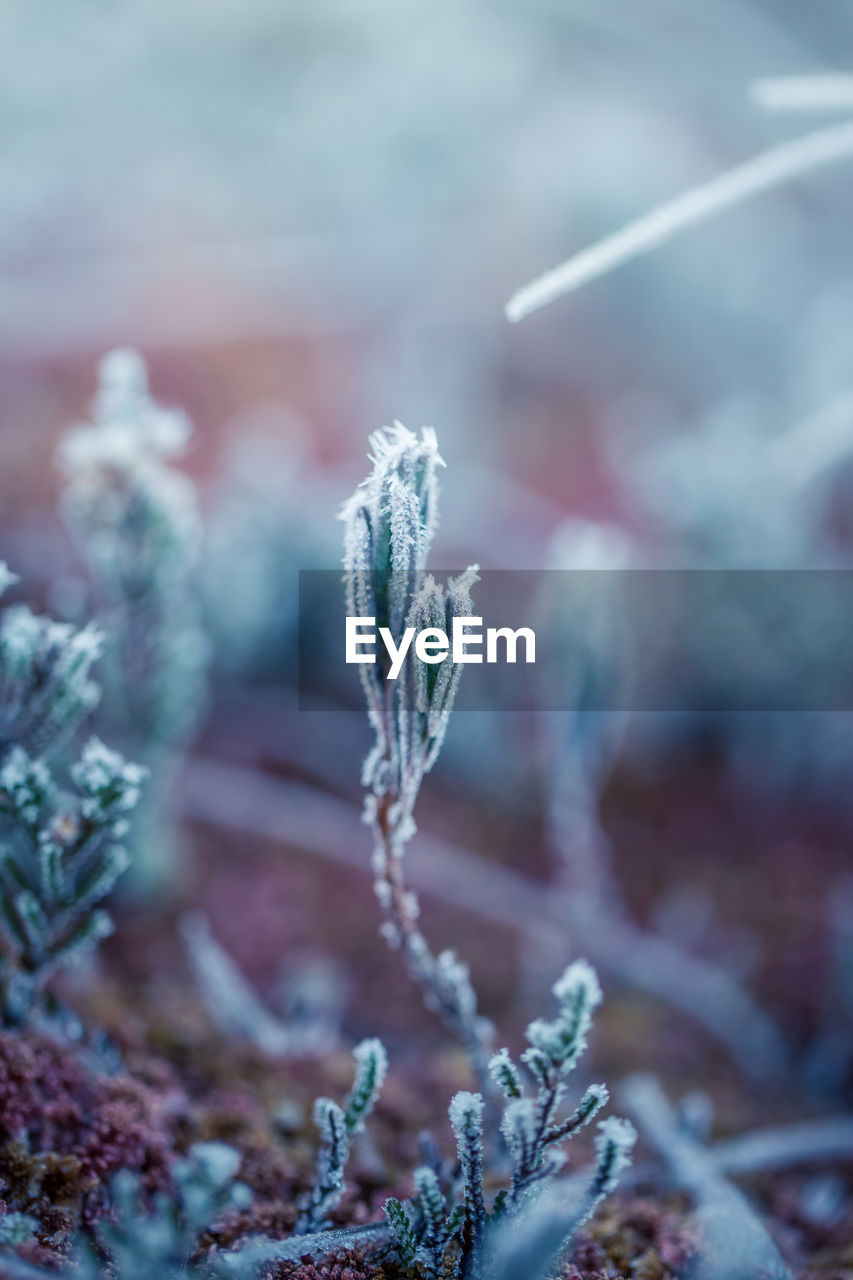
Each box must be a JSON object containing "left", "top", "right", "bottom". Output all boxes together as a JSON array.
[
  {"left": 506, "top": 120, "right": 853, "bottom": 321},
  {"left": 752, "top": 75, "right": 853, "bottom": 113}
]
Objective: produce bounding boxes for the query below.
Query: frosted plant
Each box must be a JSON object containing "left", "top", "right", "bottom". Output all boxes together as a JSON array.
[
  {"left": 58, "top": 349, "right": 208, "bottom": 892},
  {"left": 341, "top": 424, "right": 493, "bottom": 1087},
  {"left": 297, "top": 1037, "right": 388, "bottom": 1232},
  {"left": 0, "top": 1140, "right": 391, "bottom": 1279},
  {"left": 752, "top": 73, "right": 853, "bottom": 114},
  {"left": 0, "top": 566, "right": 144, "bottom": 1024},
  {"left": 484, "top": 1117, "right": 637, "bottom": 1280},
  {"left": 540, "top": 518, "right": 796, "bottom": 1081},
  {"left": 385, "top": 960, "right": 635, "bottom": 1280},
  {"left": 84, "top": 1143, "right": 252, "bottom": 1279},
  {"left": 0, "top": 736, "right": 144, "bottom": 1025}
]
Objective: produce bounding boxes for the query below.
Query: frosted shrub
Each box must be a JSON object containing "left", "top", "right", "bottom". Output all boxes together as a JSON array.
[
  {"left": 58, "top": 349, "right": 208, "bottom": 891},
  {"left": 0, "top": 566, "right": 144, "bottom": 1024},
  {"left": 385, "top": 960, "right": 636, "bottom": 1279}
]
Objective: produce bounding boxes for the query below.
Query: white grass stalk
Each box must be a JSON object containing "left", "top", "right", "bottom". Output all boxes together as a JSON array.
[
  {"left": 752, "top": 75, "right": 853, "bottom": 114},
  {"left": 770, "top": 390, "right": 853, "bottom": 489},
  {"left": 506, "top": 120, "right": 853, "bottom": 322}
]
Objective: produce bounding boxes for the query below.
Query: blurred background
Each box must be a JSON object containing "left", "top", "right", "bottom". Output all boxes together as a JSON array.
[
  {"left": 2, "top": 0, "right": 853, "bottom": 1113},
  {"left": 5, "top": 0, "right": 853, "bottom": 540}
]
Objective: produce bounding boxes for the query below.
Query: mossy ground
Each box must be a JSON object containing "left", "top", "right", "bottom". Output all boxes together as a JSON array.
[{"left": 0, "top": 743, "right": 851, "bottom": 1278}]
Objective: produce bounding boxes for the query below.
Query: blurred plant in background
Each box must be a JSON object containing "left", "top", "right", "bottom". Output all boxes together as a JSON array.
[
  {"left": 58, "top": 350, "right": 208, "bottom": 894},
  {"left": 204, "top": 420, "right": 340, "bottom": 690}
]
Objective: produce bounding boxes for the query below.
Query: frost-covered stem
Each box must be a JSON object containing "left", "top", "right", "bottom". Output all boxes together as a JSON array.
[
  {"left": 508, "top": 1075, "right": 561, "bottom": 1203},
  {"left": 58, "top": 350, "right": 208, "bottom": 895},
  {"left": 711, "top": 1115, "right": 853, "bottom": 1175},
  {"left": 369, "top": 792, "right": 492, "bottom": 1094},
  {"left": 566, "top": 1116, "right": 637, "bottom": 1234},
  {"left": 414, "top": 1165, "right": 450, "bottom": 1276},
  {"left": 384, "top": 1198, "right": 418, "bottom": 1268},
  {"left": 547, "top": 691, "right": 788, "bottom": 1080},
  {"left": 506, "top": 118, "right": 853, "bottom": 320},
  {"left": 299, "top": 1039, "right": 387, "bottom": 1233},
  {"left": 302, "top": 1100, "right": 348, "bottom": 1230},
  {"left": 506, "top": 1077, "right": 605, "bottom": 1205},
  {"left": 752, "top": 74, "right": 853, "bottom": 113},
  {"left": 549, "top": 745, "right": 618, "bottom": 914}
]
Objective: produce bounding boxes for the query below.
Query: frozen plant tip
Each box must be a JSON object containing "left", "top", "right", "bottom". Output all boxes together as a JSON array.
[
  {"left": 342, "top": 426, "right": 492, "bottom": 1087},
  {"left": 450, "top": 1090, "right": 486, "bottom": 1272},
  {"left": 299, "top": 1037, "right": 388, "bottom": 1231}
]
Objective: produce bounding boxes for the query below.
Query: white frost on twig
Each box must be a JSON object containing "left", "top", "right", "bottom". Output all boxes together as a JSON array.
[
  {"left": 752, "top": 75, "right": 853, "bottom": 113},
  {"left": 506, "top": 120, "right": 853, "bottom": 321}
]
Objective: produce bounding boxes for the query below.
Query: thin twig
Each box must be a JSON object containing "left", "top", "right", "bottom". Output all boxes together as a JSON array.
[
  {"left": 506, "top": 120, "right": 853, "bottom": 321},
  {"left": 752, "top": 75, "right": 853, "bottom": 114}
]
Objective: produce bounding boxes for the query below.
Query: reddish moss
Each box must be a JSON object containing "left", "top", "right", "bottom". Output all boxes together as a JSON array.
[
  {"left": 265, "top": 1249, "right": 386, "bottom": 1280},
  {"left": 0, "top": 1030, "right": 173, "bottom": 1239}
]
